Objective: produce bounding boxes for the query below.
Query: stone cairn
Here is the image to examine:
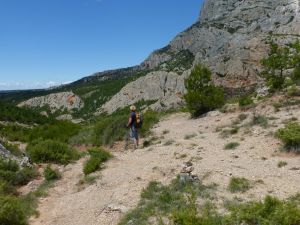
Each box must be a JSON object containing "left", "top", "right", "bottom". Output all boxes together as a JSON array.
[{"left": 180, "top": 161, "right": 199, "bottom": 183}]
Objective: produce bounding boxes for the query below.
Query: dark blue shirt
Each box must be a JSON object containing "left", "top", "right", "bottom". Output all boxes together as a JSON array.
[{"left": 130, "top": 112, "right": 137, "bottom": 128}]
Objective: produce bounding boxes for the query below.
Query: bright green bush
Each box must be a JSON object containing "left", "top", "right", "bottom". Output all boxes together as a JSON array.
[
  {"left": 83, "top": 148, "right": 112, "bottom": 175},
  {"left": 239, "top": 95, "right": 254, "bottom": 107},
  {"left": 0, "top": 195, "right": 27, "bottom": 225},
  {"left": 184, "top": 64, "right": 225, "bottom": 117},
  {"left": 277, "top": 122, "right": 300, "bottom": 152},
  {"left": 43, "top": 165, "right": 60, "bottom": 181},
  {"left": 26, "top": 140, "right": 79, "bottom": 164}
]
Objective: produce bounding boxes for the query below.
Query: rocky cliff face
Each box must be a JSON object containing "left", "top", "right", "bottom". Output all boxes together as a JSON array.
[
  {"left": 98, "top": 0, "right": 300, "bottom": 114},
  {"left": 98, "top": 71, "right": 189, "bottom": 114},
  {"left": 142, "top": 0, "right": 300, "bottom": 88},
  {"left": 18, "top": 92, "right": 84, "bottom": 112}
]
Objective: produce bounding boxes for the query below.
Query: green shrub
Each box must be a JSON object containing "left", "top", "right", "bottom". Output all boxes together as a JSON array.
[
  {"left": 0, "top": 195, "right": 27, "bottom": 225},
  {"left": 0, "top": 158, "right": 38, "bottom": 186},
  {"left": 252, "top": 114, "right": 268, "bottom": 128},
  {"left": 278, "top": 161, "right": 288, "bottom": 168},
  {"left": 43, "top": 165, "right": 60, "bottom": 181},
  {"left": 228, "top": 177, "right": 251, "bottom": 193},
  {"left": 225, "top": 196, "right": 300, "bottom": 225},
  {"left": 184, "top": 64, "right": 225, "bottom": 117},
  {"left": 119, "top": 177, "right": 216, "bottom": 225},
  {"left": 0, "top": 180, "right": 16, "bottom": 195},
  {"left": 83, "top": 148, "right": 112, "bottom": 175},
  {"left": 29, "top": 121, "right": 80, "bottom": 143},
  {"left": 277, "top": 122, "right": 300, "bottom": 152},
  {"left": 26, "top": 140, "right": 79, "bottom": 164},
  {"left": 0, "top": 101, "right": 49, "bottom": 124},
  {"left": 239, "top": 96, "right": 254, "bottom": 107},
  {"left": 224, "top": 142, "right": 240, "bottom": 150},
  {"left": 287, "top": 85, "right": 300, "bottom": 96},
  {"left": 221, "top": 127, "right": 239, "bottom": 138}
]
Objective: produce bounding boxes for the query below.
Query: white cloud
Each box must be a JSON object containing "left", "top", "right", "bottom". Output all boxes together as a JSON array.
[{"left": 0, "top": 81, "right": 73, "bottom": 91}]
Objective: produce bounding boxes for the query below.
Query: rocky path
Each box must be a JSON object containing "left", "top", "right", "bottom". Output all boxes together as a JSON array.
[{"left": 30, "top": 108, "right": 300, "bottom": 225}]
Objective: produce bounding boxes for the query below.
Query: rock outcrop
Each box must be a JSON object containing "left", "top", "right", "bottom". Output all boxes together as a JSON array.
[
  {"left": 0, "top": 143, "right": 31, "bottom": 168},
  {"left": 18, "top": 92, "right": 84, "bottom": 112},
  {"left": 98, "top": 71, "right": 189, "bottom": 114},
  {"left": 141, "top": 0, "right": 300, "bottom": 88}
]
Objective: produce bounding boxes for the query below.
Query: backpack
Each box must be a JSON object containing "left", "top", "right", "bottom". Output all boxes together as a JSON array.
[{"left": 135, "top": 112, "right": 143, "bottom": 128}]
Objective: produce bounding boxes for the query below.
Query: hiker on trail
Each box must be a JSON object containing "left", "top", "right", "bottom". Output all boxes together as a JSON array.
[{"left": 126, "top": 105, "right": 142, "bottom": 149}]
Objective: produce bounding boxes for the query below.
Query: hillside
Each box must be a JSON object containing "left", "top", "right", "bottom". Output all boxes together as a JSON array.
[{"left": 30, "top": 95, "right": 300, "bottom": 225}]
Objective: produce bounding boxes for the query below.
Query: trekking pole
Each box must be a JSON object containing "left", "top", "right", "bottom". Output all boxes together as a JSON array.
[{"left": 124, "top": 126, "right": 129, "bottom": 151}]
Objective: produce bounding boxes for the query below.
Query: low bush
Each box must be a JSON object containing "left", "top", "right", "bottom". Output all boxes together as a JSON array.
[
  {"left": 277, "top": 161, "right": 288, "bottom": 168},
  {"left": 44, "top": 165, "right": 60, "bottom": 181},
  {"left": 228, "top": 177, "right": 251, "bottom": 193},
  {"left": 239, "top": 96, "right": 254, "bottom": 107},
  {"left": 119, "top": 177, "right": 216, "bottom": 225},
  {"left": 277, "top": 122, "right": 300, "bottom": 152},
  {"left": 224, "top": 142, "right": 240, "bottom": 150},
  {"left": 29, "top": 120, "right": 80, "bottom": 143},
  {"left": 0, "top": 158, "right": 37, "bottom": 186},
  {"left": 83, "top": 148, "right": 112, "bottom": 175},
  {"left": 252, "top": 114, "right": 268, "bottom": 128},
  {"left": 0, "top": 195, "right": 27, "bottom": 225},
  {"left": 26, "top": 140, "right": 79, "bottom": 164}
]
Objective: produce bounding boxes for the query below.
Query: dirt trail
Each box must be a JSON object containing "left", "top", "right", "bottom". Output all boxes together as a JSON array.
[{"left": 30, "top": 104, "right": 300, "bottom": 225}]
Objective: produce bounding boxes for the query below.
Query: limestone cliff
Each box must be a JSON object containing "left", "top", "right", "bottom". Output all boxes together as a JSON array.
[
  {"left": 18, "top": 92, "right": 84, "bottom": 112},
  {"left": 142, "top": 0, "right": 300, "bottom": 88}
]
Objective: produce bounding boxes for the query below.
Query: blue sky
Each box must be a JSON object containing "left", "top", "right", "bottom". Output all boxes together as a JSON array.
[{"left": 0, "top": 0, "right": 203, "bottom": 90}]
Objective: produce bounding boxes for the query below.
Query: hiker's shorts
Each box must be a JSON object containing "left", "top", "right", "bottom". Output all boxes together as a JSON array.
[{"left": 130, "top": 127, "right": 138, "bottom": 140}]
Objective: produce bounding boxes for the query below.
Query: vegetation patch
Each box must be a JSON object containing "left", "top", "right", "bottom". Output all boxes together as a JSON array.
[
  {"left": 277, "top": 161, "right": 288, "bottom": 168},
  {"left": 26, "top": 140, "right": 80, "bottom": 165},
  {"left": 276, "top": 122, "right": 300, "bottom": 153},
  {"left": 0, "top": 158, "right": 38, "bottom": 187},
  {"left": 228, "top": 177, "right": 251, "bottom": 193},
  {"left": 43, "top": 165, "right": 61, "bottom": 181},
  {"left": 220, "top": 127, "right": 239, "bottom": 138},
  {"left": 83, "top": 148, "right": 112, "bottom": 175},
  {"left": 224, "top": 142, "right": 240, "bottom": 150},
  {"left": 184, "top": 133, "right": 197, "bottom": 140},
  {"left": 252, "top": 114, "right": 269, "bottom": 128},
  {"left": 0, "top": 101, "right": 50, "bottom": 124},
  {"left": 239, "top": 95, "right": 254, "bottom": 108},
  {"left": 119, "top": 177, "right": 300, "bottom": 225},
  {"left": 119, "top": 177, "right": 216, "bottom": 225}
]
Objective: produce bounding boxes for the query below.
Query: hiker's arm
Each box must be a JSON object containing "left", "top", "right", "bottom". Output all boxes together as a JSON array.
[{"left": 127, "top": 117, "right": 132, "bottom": 128}]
